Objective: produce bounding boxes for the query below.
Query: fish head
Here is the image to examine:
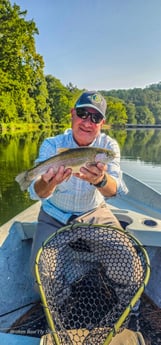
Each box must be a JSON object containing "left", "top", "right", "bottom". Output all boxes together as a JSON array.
[{"left": 95, "top": 150, "right": 115, "bottom": 164}]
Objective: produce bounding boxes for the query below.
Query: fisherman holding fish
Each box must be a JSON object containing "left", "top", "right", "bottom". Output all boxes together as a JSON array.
[
  {"left": 16, "top": 91, "right": 146, "bottom": 345},
  {"left": 16, "top": 90, "right": 128, "bottom": 265}
]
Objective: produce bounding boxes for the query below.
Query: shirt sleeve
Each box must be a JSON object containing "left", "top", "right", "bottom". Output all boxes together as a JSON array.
[
  {"left": 105, "top": 137, "right": 128, "bottom": 196},
  {"left": 35, "top": 138, "right": 57, "bottom": 164}
]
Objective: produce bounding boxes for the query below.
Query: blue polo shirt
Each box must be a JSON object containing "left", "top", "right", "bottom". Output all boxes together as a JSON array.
[{"left": 28, "top": 129, "right": 128, "bottom": 224}]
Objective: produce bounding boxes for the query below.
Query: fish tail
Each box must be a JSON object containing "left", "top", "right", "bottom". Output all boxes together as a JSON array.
[{"left": 15, "top": 171, "right": 30, "bottom": 191}]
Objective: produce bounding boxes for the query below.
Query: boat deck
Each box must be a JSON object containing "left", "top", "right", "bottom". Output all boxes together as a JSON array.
[{"left": 1, "top": 173, "right": 161, "bottom": 345}]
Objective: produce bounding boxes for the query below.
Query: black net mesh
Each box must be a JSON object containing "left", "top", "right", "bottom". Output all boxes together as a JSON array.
[{"left": 36, "top": 224, "right": 149, "bottom": 345}]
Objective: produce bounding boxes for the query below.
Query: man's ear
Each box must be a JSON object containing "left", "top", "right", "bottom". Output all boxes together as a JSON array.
[{"left": 71, "top": 108, "right": 76, "bottom": 117}]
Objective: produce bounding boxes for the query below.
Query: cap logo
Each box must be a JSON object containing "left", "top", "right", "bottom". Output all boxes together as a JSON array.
[{"left": 89, "top": 93, "right": 102, "bottom": 104}]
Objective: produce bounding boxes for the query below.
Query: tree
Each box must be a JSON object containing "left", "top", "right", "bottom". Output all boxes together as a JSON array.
[
  {"left": 0, "top": 0, "right": 50, "bottom": 124},
  {"left": 149, "top": 103, "right": 161, "bottom": 124},
  {"left": 106, "top": 98, "right": 128, "bottom": 125},
  {"left": 135, "top": 106, "right": 155, "bottom": 124},
  {"left": 46, "top": 75, "right": 80, "bottom": 129},
  {"left": 125, "top": 103, "right": 137, "bottom": 124}
]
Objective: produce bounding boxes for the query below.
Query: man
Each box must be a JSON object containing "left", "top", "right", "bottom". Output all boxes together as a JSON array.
[
  {"left": 29, "top": 90, "right": 128, "bottom": 265},
  {"left": 29, "top": 91, "right": 145, "bottom": 345}
]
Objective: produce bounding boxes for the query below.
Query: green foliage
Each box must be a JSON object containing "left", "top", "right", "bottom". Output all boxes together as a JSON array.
[
  {"left": 105, "top": 98, "right": 128, "bottom": 125},
  {"left": 0, "top": 0, "right": 81, "bottom": 132},
  {"left": 0, "top": 92, "right": 17, "bottom": 122},
  {"left": 125, "top": 103, "right": 137, "bottom": 124},
  {"left": 45, "top": 75, "right": 80, "bottom": 129},
  {"left": 0, "top": 0, "right": 50, "bottom": 126},
  {"left": 102, "top": 83, "right": 161, "bottom": 125},
  {"left": 135, "top": 106, "right": 155, "bottom": 124}
]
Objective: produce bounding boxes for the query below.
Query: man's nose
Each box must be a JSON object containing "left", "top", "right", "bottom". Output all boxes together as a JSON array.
[{"left": 82, "top": 116, "right": 92, "bottom": 124}]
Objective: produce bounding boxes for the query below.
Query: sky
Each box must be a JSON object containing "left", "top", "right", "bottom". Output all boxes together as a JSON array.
[{"left": 10, "top": 0, "right": 161, "bottom": 91}]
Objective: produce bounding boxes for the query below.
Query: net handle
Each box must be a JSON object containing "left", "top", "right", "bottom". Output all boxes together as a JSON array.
[{"left": 35, "top": 247, "right": 61, "bottom": 345}]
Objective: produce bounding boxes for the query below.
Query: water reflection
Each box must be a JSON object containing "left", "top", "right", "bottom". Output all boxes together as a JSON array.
[
  {"left": 107, "top": 128, "right": 161, "bottom": 163},
  {"left": 0, "top": 128, "right": 161, "bottom": 226},
  {"left": 120, "top": 129, "right": 161, "bottom": 164},
  {"left": 0, "top": 130, "right": 53, "bottom": 225}
]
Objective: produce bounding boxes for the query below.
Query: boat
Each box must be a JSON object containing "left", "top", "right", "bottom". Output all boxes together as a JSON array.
[{"left": 0, "top": 172, "right": 161, "bottom": 345}]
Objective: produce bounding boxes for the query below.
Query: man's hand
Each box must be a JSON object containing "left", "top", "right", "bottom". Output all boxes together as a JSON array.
[
  {"left": 73, "top": 162, "right": 117, "bottom": 197},
  {"left": 35, "top": 166, "right": 72, "bottom": 198},
  {"left": 73, "top": 162, "right": 107, "bottom": 186},
  {"left": 42, "top": 166, "right": 72, "bottom": 184}
]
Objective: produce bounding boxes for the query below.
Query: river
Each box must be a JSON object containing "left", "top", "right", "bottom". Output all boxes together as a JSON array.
[{"left": 0, "top": 128, "right": 161, "bottom": 226}]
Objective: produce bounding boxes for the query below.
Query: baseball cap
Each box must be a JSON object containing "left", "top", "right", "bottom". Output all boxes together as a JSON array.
[{"left": 75, "top": 91, "right": 107, "bottom": 118}]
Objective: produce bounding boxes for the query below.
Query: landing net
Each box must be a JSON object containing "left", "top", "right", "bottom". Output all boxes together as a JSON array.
[{"left": 35, "top": 223, "right": 150, "bottom": 345}]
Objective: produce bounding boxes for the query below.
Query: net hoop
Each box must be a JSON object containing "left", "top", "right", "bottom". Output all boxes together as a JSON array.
[{"left": 35, "top": 223, "right": 150, "bottom": 345}]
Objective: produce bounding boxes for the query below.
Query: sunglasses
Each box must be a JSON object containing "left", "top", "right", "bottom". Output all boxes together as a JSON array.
[{"left": 76, "top": 108, "right": 104, "bottom": 124}]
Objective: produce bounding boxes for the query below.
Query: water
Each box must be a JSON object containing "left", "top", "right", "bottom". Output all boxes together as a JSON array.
[
  {"left": 120, "top": 128, "right": 161, "bottom": 193},
  {"left": 121, "top": 159, "right": 161, "bottom": 193},
  {"left": 0, "top": 128, "right": 161, "bottom": 226}
]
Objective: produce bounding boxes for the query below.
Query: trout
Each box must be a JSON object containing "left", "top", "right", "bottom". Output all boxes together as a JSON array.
[{"left": 15, "top": 147, "right": 115, "bottom": 191}]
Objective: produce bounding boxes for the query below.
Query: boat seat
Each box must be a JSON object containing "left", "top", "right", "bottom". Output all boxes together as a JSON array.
[
  {"left": 14, "top": 221, "right": 37, "bottom": 240},
  {"left": 109, "top": 329, "right": 145, "bottom": 345},
  {"left": 40, "top": 334, "right": 53, "bottom": 344},
  {"left": 0, "top": 332, "right": 40, "bottom": 345},
  {"left": 113, "top": 209, "right": 161, "bottom": 246}
]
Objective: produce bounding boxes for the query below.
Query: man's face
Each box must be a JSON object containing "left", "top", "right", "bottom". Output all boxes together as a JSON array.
[{"left": 71, "top": 107, "right": 105, "bottom": 146}]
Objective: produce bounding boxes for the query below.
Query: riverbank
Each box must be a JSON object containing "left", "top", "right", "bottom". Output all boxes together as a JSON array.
[
  {"left": 0, "top": 122, "right": 52, "bottom": 134},
  {"left": 2, "top": 122, "right": 161, "bottom": 135},
  {"left": 126, "top": 124, "right": 161, "bottom": 128}
]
